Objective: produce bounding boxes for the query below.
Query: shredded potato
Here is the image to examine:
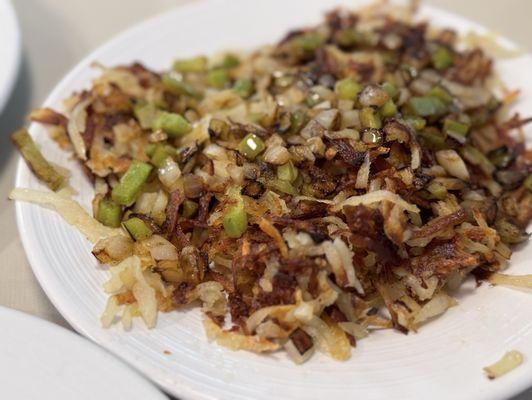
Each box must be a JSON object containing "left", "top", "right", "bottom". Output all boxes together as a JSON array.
[
  {"left": 9, "top": 188, "right": 119, "bottom": 243},
  {"left": 484, "top": 351, "right": 524, "bottom": 379},
  {"left": 488, "top": 273, "right": 532, "bottom": 289}
]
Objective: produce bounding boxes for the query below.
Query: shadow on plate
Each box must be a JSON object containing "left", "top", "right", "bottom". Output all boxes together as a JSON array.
[{"left": 0, "top": 54, "right": 32, "bottom": 172}]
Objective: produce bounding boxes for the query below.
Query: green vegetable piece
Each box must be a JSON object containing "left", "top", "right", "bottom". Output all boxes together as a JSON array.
[
  {"left": 11, "top": 129, "right": 65, "bottom": 191},
  {"left": 426, "top": 181, "right": 448, "bottom": 200},
  {"left": 428, "top": 85, "right": 453, "bottom": 105},
  {"left": 443, "top": 118, "right": 470, "bottom": 138},
  {"left": 417, "top": 128, "right": 447, "bottom": 150},
  {"left": 382, "top": 82, "right": 399, "bottom": 99},
  {"left": 123, "top": 217, "right": 153, "bottom": 241},
  {"left": 172, "top": 56, "right": 207, "bottom": 73},
  {"left": 111, "top": 160, "right": 153, "bottom": 206},
  {"left": 133, "top": 103, "right": 159, "bottom": 129},
  {"left": 432, "top": 46, "right": 453, "bottom": 70},
  {"left": 208, "top": 118, "right": 231, "bottom": 138},
  {"left": 290, "top": 110, "right": 307, "bottom": 134},
  {"left": 306, "top": 91, "right": 323, "bottom": 107},
  {"left": 96, "top": 198, "right": 122, "bottom": 228},
  {"left": 277, "top": 162, "right": 298, "bottom": 182},
  {"left": 523, "top": 174, "right": 532, "bottom": 191},
  {"left": 150, "top": 144, "right": 174, "bottom": 168},
  {"left": 402, "top": 64, "right": 418, "bottom": 79},
  {"left": 291, "top": 33, "right": 324, "bottom": 53},
  {"left": 360, "top": 107, "right": 382, "bottom": 129},
  {"left": 145, "top": 143, "right": 157, "bottom": 157},
  {"left": 153, "top": 112, "right": 192, "bottom": 138},
  {"left": 405, "top": 116, "right": 427, "bottom": 131},
  {"left": 335, "top": 78, "right": 361, "bottom": 100},
  {"left": 335, "top": 29, "right": 359, "bottom": 47},
  {"left": 219, "top": 53, "right": 240, "bottom": 69},
  {"left": 182, "top": 200, "right": 199, "bottom": 219},
  {"left": 223, "top": 190, "right": 248, "bottom": 238},
  {"left": 161, "top": 74, "right": 202, "bottom": 99},
  {"left": 233, "top": 79, "right": 254, "bottom": 98},
  {"left": 488, "top": 147, "right": 513, "bottom": 169},
  {"left": 267, "top": 179, "right": 297, "bottom": 195},
  {"left": 380, "top": 99, "right": 398, "bottom": 118},
  {"left": 238, "top": 133, "right": 265, "bottom": 159},
  {"left": 207, "top": 68, "right": 229, "bottom": 89},
  {"left": 460, "top": 146, "right": 495, "bottom": 176},
  {"left": 407, "top": 96, "right": 447, "bottom": 117}
]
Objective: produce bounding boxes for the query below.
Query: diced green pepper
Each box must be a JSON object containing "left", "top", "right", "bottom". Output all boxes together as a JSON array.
[
  {"left": 153, "top": 112, "right": 192, "bottom": 138},
  {"left": 238, "top": 133, "right": 265, "bottom": 159},
  {"left": 145, "top": 143, "right": 157, "bottom": 157},
  {"left": 428, "top": 85, "right": 453, "bottom": 105},
  {"left": 380, "top": 99, "right": 398, "bottom": 118},
  {"left": 335, "top": 29, "right": 377, "bottom": 47},
  {"left": 223, "top": 189, "right": 248, "bottom": 238},
  {"left": 432, "top": 46, "right": 453, "bottom": 70},
  {"left": 405, "top": 116, "right": 427, "bottom": 131},
  {"left": 123, "top": 217, "right": 153, "bottom": 241},
  {"left": 111, "top": 160, "right": 153, "bottom": 206},
  {"left": 267, "top": 178, "right": 297, "bottom": 195},
  {"left": 182, "top": 200, "right": 199, "bottom": 218},
  {"left": 426, "top": 181, "right": 448, "bottom": 200},
  {"left": 407, "top": 96, "right": 447, "bottom": 117},
  {"left": 277, "top": 162, "right": 298, "bottom": 182},
  {"left": 208, "top": 118, "right": 231, "bottom": 139},
  {"left": 417, "top": 128, "right": 447, "bottom": 150},
  {"left": 172, "top": 56, "right": 207, "bottom": 73},
  {"left": 219, "top": 53, "right": 240, "bottom": 69},
  {"left": 335, "top": 29, "right": 359, "bottom": 47},
  {"left": 207, "top": 68, "right": 229, "bottom": 89},
  {"left": 161, "top": 74, "right": 202, "bottom": 99},
  {"left": 233, "top": 79, "right": 254, "bottom": 98},
  {"left": 488, "top": 147, "right": 513, "bottom": 169},
  {"left": 96, "top": 198, "right": 122, "bottom": 228},
  {"left": 360, "top": 107, "right": 382, "bottom": 129},
  {"left": 291, "top": 33, "right": 324, "bottom": 53},
  {"left": 335, "top": 78, "right": 361, "bottom": 100},
  {"left": 290, "top": 110, "right": 307, "bottom": 134},
  {"left": 382, "top": 82, "right": 399, "bottom": 99},
  {"left": 523, "top": 174, "right": 532, "bottom": 191},
  {"left": 11, "top": 129, "right": 65, "bottom": 191},
  {"left": 150, "top": 144, "right": 174, "bottom": 168},
  {"left": 460, "top": 146, "right": 495, "bottom": 176},
  {"left": 134, "top": 103, "right": 159, "bottom": 129},
  {"left": 443, "top": 119, "right": 470, "bottom": 138}
]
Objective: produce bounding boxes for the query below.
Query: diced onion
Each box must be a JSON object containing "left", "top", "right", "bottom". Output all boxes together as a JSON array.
[
  {"left": 67, "top": 98, "right": 91, "bottom": 161},
  {"left": 435, "top": 150, "right": 470, "bottom": 181}
]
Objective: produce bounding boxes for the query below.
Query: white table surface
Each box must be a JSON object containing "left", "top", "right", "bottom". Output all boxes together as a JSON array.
[{"left": 1, "top": 1, "right": 531, "bottom": 398}]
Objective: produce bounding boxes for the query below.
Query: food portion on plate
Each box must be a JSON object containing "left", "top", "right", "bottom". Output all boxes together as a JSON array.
[{"left": 11, "top": 1, "right": 532, "bottom": 364}]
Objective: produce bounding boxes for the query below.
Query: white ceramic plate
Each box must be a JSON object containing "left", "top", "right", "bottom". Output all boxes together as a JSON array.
[
  {"left": 0, "top": 0, "right": 21, "bottom": 114},
  {"left": 0, "top": 306, "right": 167, "bottom": 399},
  {"left": 14, "top": 1, "right": 532, "bottom": 399}
]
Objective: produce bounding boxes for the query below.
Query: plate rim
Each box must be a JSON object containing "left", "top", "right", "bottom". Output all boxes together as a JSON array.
[
  {"left": 0, "top": 0, "right": 22, "bottom": 114},
  {"left": 12, "top": 1, "right": 532, "bottom": 399}
]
